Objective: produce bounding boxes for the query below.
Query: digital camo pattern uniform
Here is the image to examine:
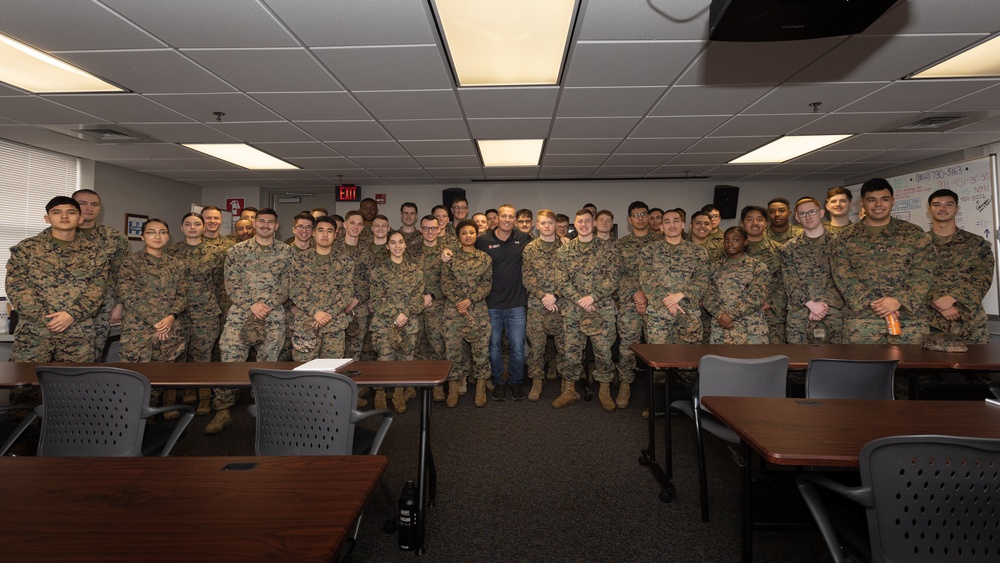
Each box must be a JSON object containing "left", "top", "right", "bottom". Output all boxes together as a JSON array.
[
  {"left": 831, "top": 218, "right": 933, "bottom": 344},
  {"left": 6, "top": 233, "right": 109, "bottom": 362},
  {"left": 403, "top": 229, "right": 423, "bottom": 247},
  {"left": 521, "top": 238, "right": 571, "bottom": 380},
  {"left": 369, "top": 257, "right": 425, "bottom": 361},
  {"left": 780, "top": 232, "right": 845, "bottom": 344},
  {"left": 746, "top": 238, "right": 787, "bottom": 343},
  {"left": 825, "top": 222, "right": 852, "bottom": 236},
  {"left": 338, "top": 240, "right": 377, "bottom": 360},
  {"left": 280, "top": 242, "right": 316, "bottom": 361},
  {"left": 360, "top": 242, "right": 391, "bottom": 360},
  {"left": 408, "top": 241, "right": 449, "bottom": 361},
  {"left": 289, "top": 248, "right": 354, "bottom": 361},
  {"left": 76, "top": 224, "right": 129, "bottom": 359},
  {"left": 216, "top": 240, "right": 291, "bottom": 410},
  {"left": 203, "top": 235, "right": 239, "bottom": 350},
  {"left": 555, "top": 238, "right": 621, "bottom": 383},
  {"left": 117, "top": 251, "right": 188, "bottom": 363},
  {"left": 697, "top": 237, "right": 725, "bottom": 261},
  {"left": 615, "top": 232, "right": 657, "bottom": 382},
  {"left": 166, "top": 242, "right": 223, "bottom": 362},
  {"left": 703, "top": 255, "right": 769, "bottom": 344},
  {"left": 440, "top": 249, "right": 493, "bottom": 381},
  {"left": 639, "top": 240, "right": 709, "bottom": 344},
  {"left": 926, "top": 229, "right": 993, "bottom": 344},
  {"left": 766, "top": 224, "right": 803, "bottom": 245}
]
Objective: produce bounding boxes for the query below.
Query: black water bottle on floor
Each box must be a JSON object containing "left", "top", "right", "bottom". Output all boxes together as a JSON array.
[{"left": 398, "top": 480, "right": 418, "bottom": 551}]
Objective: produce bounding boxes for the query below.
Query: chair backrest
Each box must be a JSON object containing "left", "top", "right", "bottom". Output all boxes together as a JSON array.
[
  {"left": 805, "top": 359, "right": 897, "bottom": 400},
  {"left": 249, "top": 369, "right": 359, "bottom": 456},
  {"left": 35, "top": 366, "right": 151, "bottom": 457},
  {"left": 860, "top": 435, "right": 1000, "bottom": 562},
  {"left": 697, "top": 354, "right": 789, "bottom": 409}
]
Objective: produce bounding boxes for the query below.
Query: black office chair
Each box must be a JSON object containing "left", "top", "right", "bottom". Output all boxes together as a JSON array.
[
  {"left": 797, "top": 435, "right": 1000, "bottom": 563},
  {"left": 989, "top": 381, "right": 999, "bottom": 400},
  {"left": 34, "top": 366, "right": 194, "bottom": 457},
  {"left": 670, "top": 354, "right": 790, "bottom": 522},
  {"left": 0, "top": 405, "right": 38, "bottom": 456},
  {"left": 805, "top": 359, "right": 898, "bottom": 400}
]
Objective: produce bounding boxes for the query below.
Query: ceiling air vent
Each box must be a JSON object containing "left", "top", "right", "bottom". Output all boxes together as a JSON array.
[
  {"left": 38, "top": 123, "right": 158, "bottom": 144},
  {"left": 898, "top": 116, "right": 968, "bottom": 130}
]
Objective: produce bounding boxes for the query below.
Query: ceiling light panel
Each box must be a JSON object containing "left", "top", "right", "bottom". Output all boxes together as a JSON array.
[
  {"left": 909, "top": 35, "right": 1000, "bottom": 79},
  {"left": 729, "top": 135, "right": 852, "bottom": 164},
  {"left": 0, "top": 33, "right": 123, "bottom": 93},
  {"left": 477, "top": 139, "right": 544, "bottom": 166},
  {"left": 182, "top": 143, "right": 299, "bottom": 170}
]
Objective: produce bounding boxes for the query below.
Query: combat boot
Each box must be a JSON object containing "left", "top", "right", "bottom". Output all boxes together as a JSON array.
[
  {"left": 196, "top": 388, "right": 211, "bottom": 416},
  {"left": 374, "top": 388, "right": 388, "bottom": 410},
  {"left": 432, "top": 384, "right": 446, "bottom": 402},
  {"left": 162, "top": 389, "right": 180, "bottom": 420},
  {"left": 527, "top": 378, "right": 544, "bottom": 401},
  {"left": 615, "top": 382, "right": 631, "bottom": 409},
  {"left": 458, "top": 377, "right": 468, "bottom": 396},
  {"left": 474, "top": 379, "right": 487, "bottom": 407},
  {"left": 446, "top": 380, "right": 460, "bottom": 408},
  {"left": 551, "top": 379, "right": 580, "bottom": 409},
  {"left": 182, "top": 388, "right": 198, "bottom": 404},
  {"left": 392, "top": 388, "right": 407, "bottom": 414},
  {"left": 598, "top": 382, "right": 616, "bottom": 412},
  {"left": 357, "top": 387, "right": 370, "bottom": 409},
  {"left": 204, "top": 409, "right": 231, "bottom": 435}
]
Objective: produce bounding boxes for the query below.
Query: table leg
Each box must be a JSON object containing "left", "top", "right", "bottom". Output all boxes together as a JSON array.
[
  {"left": 638, "top": 359, "right": 675, "bottom": 502},
  {"left": 741, "top": 441, "right": 753, "bottom": 563},
  {"left": 415, "top": 386, "right": 431, "bottom": 554}
]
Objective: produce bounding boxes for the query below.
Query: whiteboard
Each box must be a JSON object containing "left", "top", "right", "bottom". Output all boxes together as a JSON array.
[{"left": 841, "top": 155, "right": 999, "bottom": 316}]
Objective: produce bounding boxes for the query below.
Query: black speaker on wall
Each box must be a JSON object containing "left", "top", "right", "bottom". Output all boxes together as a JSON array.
[
  {"left": 708, "top": 0, "right": 899, "bottom": 42},
  {"left": 713, "top": 185, "right": 740, "bottom": 220},
  {"left": 442, "top": 187, "right": 466, "bottom": 209}
]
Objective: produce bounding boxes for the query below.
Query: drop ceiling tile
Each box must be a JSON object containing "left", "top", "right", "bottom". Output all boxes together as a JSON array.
[
  {"left": 369, "top": 168, "right": 430, "bottom": 178},
  {"left": 125, "top": 123, "right": 238, "bottom": 143},
  {"left": 57, "top": 50, "right": 236, "bottom": 94},
  {"left": 146, "top": 93, "right": 280, "bottom": 122},
  {"left": 565, "top": 42, "right": 704, "bottom": 87},
  {"left": 325, "top": 140, "right": 406, "bottom": 157},
  {"left": 426, "top": 167, "right": 486, "bottom": 178},
  {"left": 951, "top": 115, "right": 1000, "bottom": 133},
  {"left": 791, "top": 112, "right": 916, "bottom": 135},
  {"left": 285, "top": 156, "right": 349, "bottom": 169},
  {"left": 263, "top": 0, "right": 436, "bottom": 46},
  {"left": 546, "top": 138, "right": 623, "bottom": 154},
  {"left": 251, "top": 93, "right": 368, "bottom": 121},
  {"left": 579, "top": 0, "right": 709, "bottom": 41},
  {"left": 651, "top": 86, "right": 771, "bottom": 116},
  {"left": 2, "top": 0, "right": 162, "bottom": 50},
  {"left": 649, "top": 164, "right": 714, "bottom": 176},
  {"left": 865, "top": 1, "right": 1000, "bottom": 34},
  {"left": 745, "top": 83, "right": 887, "bottom": 115},
  {"left": 677, "top": 38, "right": 842, "bottom": 86},
  {"left": 400, "top": 140, "right": 476, "bottom": 156},
  {"left": 355, "top": 90, "right": 461, "bottom": 120},
  {"left": 0, "top": 97, "right": 102, "bottom": 124},
  {"left": 42, "top": 94, "right": 192, "bottom": 123},
  {"left": 551, "top": 117, "right": 639, "bottom": 138},
  {"left": 791, "top": 150, "right": 883, "bottom": 163},
  {"left": 604, "top": 154, "right": 671, "bottom": 166},
  {"left": 631, "top": 115, "right": 729, "bottom": 138},
  {"left": 0, "top": 124, "right": 98, "bottom": 146},
  {"left": 313, "top": 46, "right": 452, "bottom": 91},
  {"left": 686, "top": 136, "right": 775, "bottom": 153},
  {"left": 413, "top": 155, "right": 481, "bottom": 168},
  {"left": 666, "top": 153, "right": 742, "bottom": 165},
  {"left": 932, "top": 83, "right": 1000, "bottom": 112},
  {"left": 542, "top": 154, "right": 609, "bottom": 166},
  {"left": 557, "top": 87, "right": 665, "bottom": 117},
  {"left": 295, "top": 121, "right": 391, "bottom": 142},
  {"left": 101, "top": 0, "right": 298, "bottom": 48},
  {"left": 210, "top": 122, "right": 314, "bottom": 142},
  {"left": 184, "top": 49, "right": 344, "bottom": 92},
  {"left": 538, "top": 166, "right": 600, "bottom": 178},
  {"left": 468, "top": 118, "right": 551, "bottom": 139},
  {"left": 712, "top": 114, "right": 821, "bottom": 136},
  {"left": 252, "top": 142, "right": 341, "bottom": 158},
  {"left": 381, "top": 119, "right": 468, "bottom": 141},
  {"left": 160, "top": 157, "right": 244, "bottom": 171},
  {"left": 842, "top": 80, "right": 996, "bottom": 113},
  {"left": 114, "top": 143, "right": 205, "bottom": 159},
  {"left": 458, "top": 88, "right": 558, "bottom": 119},
  {"left": 617, "top": 138, "right": 698, "bottom": 153},
  {"left": 349, "top": 156, "right": 419, "bottom": 168},
  {"left": 43, "top": 143, "right": 143, "bottom": 160},
  {"left": 593, "top": 165, "right": 658, "bottom": 177},
  {"left": 897, "top": 131, "right": 1000, "bottom": 151},
  {"left": 827, "top": 133, "right": 935, "bottom": 151}
]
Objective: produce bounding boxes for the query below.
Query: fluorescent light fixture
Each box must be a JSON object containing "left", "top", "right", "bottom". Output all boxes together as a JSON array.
[
  {"left": 182, "top": 143, "right": 299, "bottom": 170},
  {"left": 0, "top": 32, "right": 123, "bottom": 93},
  {"left": 434, "top": 0, "right": 576, "bottom": 86},
  {"left": 729, "top": 135, "right": 851, "bottom": 164},
  {"left": 909, "top": 35, "right": 1000, "bottom": 79},
  {"left": 477, "top": 139, "right": 544, "bottom": 167}
]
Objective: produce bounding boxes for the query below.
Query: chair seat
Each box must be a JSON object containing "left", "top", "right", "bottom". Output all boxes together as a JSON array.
[
  {"left": 669, "top": 400, "right": 740, "bottom": 444},
  {"left": 141, "top": 424, "right": 187, "bottom": 457},
  {"left": 353, "top": 427, "right": 375, "bottom": 456}
]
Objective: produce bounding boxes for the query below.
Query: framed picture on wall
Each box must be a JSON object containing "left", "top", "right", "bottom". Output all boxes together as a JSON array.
[{"left": 125, "top": 213, "right": 148, "bottom": 241}]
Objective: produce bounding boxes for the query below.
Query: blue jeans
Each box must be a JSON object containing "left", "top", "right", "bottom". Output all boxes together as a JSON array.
[{"left": 488, "top": 307, "right": 526, "bottom": 386}]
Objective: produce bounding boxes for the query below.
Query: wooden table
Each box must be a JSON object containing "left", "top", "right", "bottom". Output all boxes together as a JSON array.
[
  {"left": 0, "top": 360, "right": 450, "bottom": 554},
  {"left": 702, "top": 396, "right": 1000, "bottom": 562},
  {"left": 890, "top": 343, "right": 1000, "bottom": 370},
  {"left": 0, "top": 455, "right": 387, "bottom": 561}
]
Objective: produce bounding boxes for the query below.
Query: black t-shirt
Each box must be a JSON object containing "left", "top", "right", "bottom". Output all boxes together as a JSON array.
[{"left": 475, "top": 228, "right": 532, "bottom": 309}]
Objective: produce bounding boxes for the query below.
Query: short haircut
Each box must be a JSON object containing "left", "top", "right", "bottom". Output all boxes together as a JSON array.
[
  {"left": 46, "top": 196, "right": 80, "bottom": 213},
  {"left": 401, "top": 202, "right": 418, "bottom": 212},
  {"left": 826, "top": 186, "right": 853, "bottom": 201},
  {"left": 373, "top": 214, "right": 390, "bottom": 223},
  {"left": 555, "top": 213, "right": 569, "bottom": 223},
  {"left": 431, "top": 204, "right": 450, "bottom": 219},
  {"left": 583, "top": 203, "right": 596, "bottom": 209},
  {"left": 517, "top": 208, "right": 533, "bottom": 220},
  {"left": 596, "top": 209, "right": 613, "bottom": 220},
  {"left": 485, "top": 208, "right": 499, "bottom": 216},
  {"left": 671, "top": 207, "right": 687, "bottom": 221},
  {"left": 314, "top": 215, "right": 336, "bottom": 229},
  {"left": 663, "top": 209, "right": 682, "bottom": 219},
  {"left": 420, "top": 215, "right": 438, "bottom": 225},
  {"left": 928, "top": 189, "right": 958, "bottom": 205},
  {"left": 628, "top": 201, "right": 649, "bottom": 215},
  {"left": 767, "top": 197, "right": 790, "bottom": 209},
  {"left": 471, "top": 212, "right": 487, "bottom": 221},
  {"left": 860, "top": 177, "right": 893, "bottom": 197},
  {"left": 311, "top": 207, "right": 329, "bottom": 215},
  {"left": 498, "top": 203, "right": 516, "bottom": 214},
  {"left": 691, "top": 210, "right": 710, "bottom": 222},
  {"left": 455, "top": 219, "right": 477, "bottom": 234},
  {"left": 293, "top": 211, "right": 315, "bottom": 226},
  {"left": 740, "top": 205, "right": 767, "bottom": 222},
  {"left": 256, "top": 207, "right": 277, "bottom": 220},
  {"left": 331, "top": 214, "right": 344, "bottom": 225},
  {"left": 71, "top": 188, "right": 100, "bottom": 200},
  {"left": 700, "top": 204, "right": 718, "bottom": 214},
  {"left": 201, "top": 205, "right": 223, "bottom": 214},
  {"left": 794, "top": 197, "right": 822, "bottom": 211},
  {"left": 451, "top": 197, "right": 468, "bottom": 207},
  {"left": 360, "top": 197, "right": 377, "bottom": 205},
  {"left": 244, "top": 206, "right": 259, "bottom": 213},
  {"left": 141, "top": 218, "right": 168, "bottom": 232},
  {"left": 575, "top": 208, "right": 594, "bottom": 219},
  {"left": 181, "top": 211, "right": 203, "bottom": 222},
  {"left": 344, "top": 210, "right": 362, "bottom": 221},
  {"left": 724, "top": 225, "right": 748, "bottom": 239},
  {"left": 537, "top": 209, "right": 556, "bottom": 221}
]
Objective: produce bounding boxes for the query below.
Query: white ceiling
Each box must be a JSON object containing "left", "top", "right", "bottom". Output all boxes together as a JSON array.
[{"left": 1, "top": 0, "right": 999, "bottom": 188}]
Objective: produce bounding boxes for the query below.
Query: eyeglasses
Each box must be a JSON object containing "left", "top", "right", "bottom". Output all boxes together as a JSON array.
[
  {"left": 796, "top": 209, "right": 820, "bottom": 218},
  {"left": 629, "top": 212, "right": 648, "bottom": 218},
  {"left": 708, "top": 213, "right": 721, "bottom": 219},
  {"left": 421, "top": 226, "right": 439, "bottom": 232},
  {"left": 451, "top": 205, "right": 468, "bottom": 211},
  {"left": 293, "top": 225, "right": 313, "bottom": 230}
]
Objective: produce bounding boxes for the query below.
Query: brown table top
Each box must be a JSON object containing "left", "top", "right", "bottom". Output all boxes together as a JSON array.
[
  {"left": 702, "top": 396, "right": 1000, "bottom": 467},
  {"left": 630, "top": 343, "right": 952, "bottom": 370},
  {"left": 0, "top": 455, "right": 387, "bottom": 561},
  {"left": 0, "top": 360, "right": 451, "bottom": 388},
  {"left": 890, "top": 343, "right": 1000, "bottom": 370}
]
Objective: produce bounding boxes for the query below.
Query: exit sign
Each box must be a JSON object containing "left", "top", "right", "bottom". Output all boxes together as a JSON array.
[{"left": 336, "top": 184, "right": 360, "bottom": 202}]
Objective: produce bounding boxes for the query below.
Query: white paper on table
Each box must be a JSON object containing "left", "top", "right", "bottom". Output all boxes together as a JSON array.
[{"left": 293, "top": 358, "right": 355, "bottom": 372}]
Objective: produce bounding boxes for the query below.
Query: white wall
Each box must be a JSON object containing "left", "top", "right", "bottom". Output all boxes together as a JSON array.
[{"left": 200, "top": 185, "right": 267, "bottom": 236}]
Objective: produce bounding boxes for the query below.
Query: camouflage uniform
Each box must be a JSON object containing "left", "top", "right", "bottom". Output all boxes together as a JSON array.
[
  {"left": 521, "top": 237, "right": 571, "bottom": 380},
  {"left": 831, "top": 218, "right": 933, "bottom": 344},
  {"left": 280, "top": 242, "right": 315, "bottom": 361},
  {"left": 780, "top": 232, "right": 845, "bottom": 344},
  {"left": 360, "top": 242, "right": 391, "bottom": 360},
  {"left": 747, "top": 238, "right": 787, "bottom": 343},
  {"left": 825, "top": 222, "right": 852, "bottom": 236},
  {"left": 337, "top": 240, "right": 377, "bottom": 361},
  {"left": 6, "top": 232, "right": 108, "bottom": 362},
  {"left": 440, "top": 249, "right": 493, "bottom": 381},
  {"left": 703, "top": 255, "right": 769, "bottom": 344},
  {"left": 925, "top": 230, "right": 993, "bottom": 344},
  {"left": 639, "top": 240, "right": 709, "bottom": 344},
  {"left": 614, "top": 232, "right": 656, "bottom": 382},
  {"left": 117, "top": 251, "right": 188, "bottom": 363},
  {"left": 289, "top": 248, "right": 354, "bottom": 360},
  {"left": 408, "top": 241, "right": 449, "bottom": 361},
  {"left": 697, "top": 237, "right": 725, "bottom": 261},
  {"left": 216, "top": 239, "right": 291, "bottom": 410},
  {"left": 766, "top": 224, "right": 803, "bottom": 245},
  {"left": 166, "top": 241, "right": 223, "bottom": 362},
  {"left": 555, "top": 238, "right": 621, "bottom": 383},
  {"left": 76, "top": 224, "right": 128, "bottom": 359},
  {"left": 402, "top": 229, "right": 423, "bottom": 247},
  {"left": 369, "top": 257, "right": 425, "bottom": 361},
  {"left": 203, "top": 235, "right": 238, "bottom": 339}
]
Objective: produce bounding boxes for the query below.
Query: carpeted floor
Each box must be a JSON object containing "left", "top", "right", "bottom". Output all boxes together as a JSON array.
[{"left": 171, "top": 379, "right": 828, "bottom": 562}]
